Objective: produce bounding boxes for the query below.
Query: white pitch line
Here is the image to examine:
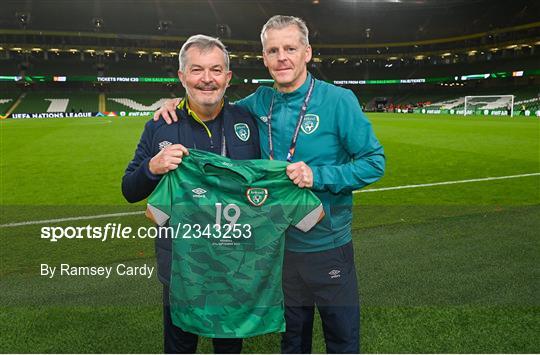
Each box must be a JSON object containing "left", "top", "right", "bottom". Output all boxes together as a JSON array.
[
  {"left": 1, "top": 173, "right": 539, "bottom": 228},
  {"left": 0, "top": 211, "right": 144, "bottom": 228},
  {"left": 356, "top": 172, "right": 540, "bottom": 193}
]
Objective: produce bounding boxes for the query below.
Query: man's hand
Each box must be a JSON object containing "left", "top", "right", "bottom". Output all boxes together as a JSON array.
[
  {"left": 149, "top": 144, "right": 189, "bottom": 175},
  {"left": 153, "top": 98, "right": 182, "bottom": 124},
  {"left": 286, "top": 161, "right": 313, "bottom": 188}
]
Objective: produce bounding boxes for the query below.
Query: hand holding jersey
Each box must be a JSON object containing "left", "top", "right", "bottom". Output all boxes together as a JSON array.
[
  {"left": 286, "top": 161, "right": 313, "bottom": 188},
  {"left": 149, "top": 144, "right": 189, "bottom": 175}
]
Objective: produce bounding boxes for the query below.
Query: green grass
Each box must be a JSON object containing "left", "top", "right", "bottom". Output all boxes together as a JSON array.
[{"left": 1, "top": 113, "right": 539, "bottom": 353}]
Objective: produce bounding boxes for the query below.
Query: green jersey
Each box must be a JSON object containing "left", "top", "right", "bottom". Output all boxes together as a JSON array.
[{"left": 147, "top": 149, "right": 323, "bottom": 338}]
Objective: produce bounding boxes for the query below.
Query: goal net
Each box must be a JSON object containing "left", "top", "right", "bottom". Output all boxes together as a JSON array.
[{"left": 463, "top": 95, "right": 515, "bottom": 117}]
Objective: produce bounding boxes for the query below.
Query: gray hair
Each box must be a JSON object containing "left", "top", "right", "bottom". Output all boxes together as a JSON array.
[
  {"left": 260, "top": 15, "right": 310, "bottom": 48},
  {"left": 178, "top": 34, "right": 230, "bottom": 72}
]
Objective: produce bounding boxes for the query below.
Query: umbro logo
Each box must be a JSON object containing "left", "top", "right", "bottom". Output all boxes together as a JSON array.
[
  {"left": 159, "top": 141, "right": 172, "bottom": 150},
  {"left": 328, "top": 269, "right": 341, "bottom": 279},
  {"left": 192, "top": 188, "right": 207, "bottom": 198}
]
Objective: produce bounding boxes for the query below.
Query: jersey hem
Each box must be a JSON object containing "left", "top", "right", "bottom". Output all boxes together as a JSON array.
[{"left": 172, "top": 322, "right": 285, "bottom": 338}]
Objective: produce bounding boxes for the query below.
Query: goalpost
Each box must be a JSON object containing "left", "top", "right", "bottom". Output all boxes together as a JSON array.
[{"left": 464, "top": 95, "right": 515, "bottom": 117}]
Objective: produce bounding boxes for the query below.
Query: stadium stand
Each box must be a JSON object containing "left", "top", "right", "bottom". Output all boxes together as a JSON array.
[
  {"left": 105, "top": 91, "right": 179, "bottom": 112},
  {"left": 318, "top": 56, "right": 540, "bottom": 81},
  {"left": 7, "top": 79, "right": 533, "bottom": 113},
  {"left": 4, "top": 79, "right": 538, "bottom": 114},
  {"left": 12, "top": 91, "right": 99, "bottom": 113},
  {"left": 1, "top": 0, "right": 538, "bottom": 117},
  {"left": 421, "top": 87, "right": 539, "bottom": 111},
  {"left": 0, "top": 92, "right": 17, "bottom": 115}
]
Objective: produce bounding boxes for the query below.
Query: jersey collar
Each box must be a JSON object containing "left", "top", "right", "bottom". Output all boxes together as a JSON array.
[{"left": 193, "top": 153, "right": 265, "bottom": 185}]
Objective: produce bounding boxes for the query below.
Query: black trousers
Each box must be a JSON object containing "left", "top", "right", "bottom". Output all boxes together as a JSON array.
[
  {"left": 162, "top": 285, "right": 243, "bottom": 354},
  {"left": 281, "top": 242, "right": 360, "bottom": 354}
]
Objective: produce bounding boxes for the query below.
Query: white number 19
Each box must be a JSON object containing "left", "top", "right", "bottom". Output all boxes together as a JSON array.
[{"left": 215, "top": 203, "right": 241, "bottom": 225}]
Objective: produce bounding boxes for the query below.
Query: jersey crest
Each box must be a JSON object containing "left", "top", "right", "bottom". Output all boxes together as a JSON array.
[
  {"left": 234, "top": 123, "right": 250, "bottom": 141},
  {"left": 246, "top": 187, "right": 268, "bottom": 206},
  {"left": 300, "top": 114, "right": 319, "bottom": 134}
]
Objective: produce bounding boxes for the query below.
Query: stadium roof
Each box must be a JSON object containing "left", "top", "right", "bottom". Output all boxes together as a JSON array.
[{"left": 1, "top": 0, "right": 538, "bottom": 43}]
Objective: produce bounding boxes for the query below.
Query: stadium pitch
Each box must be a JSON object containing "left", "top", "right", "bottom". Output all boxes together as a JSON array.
[{"left": 1, "top": 113, "right": 538, "bottom": 353}]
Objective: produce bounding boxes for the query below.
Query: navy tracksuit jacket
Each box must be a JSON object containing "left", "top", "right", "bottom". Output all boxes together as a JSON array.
[{"left": 122, "top": 100, "right": 260, "bottom": 284}]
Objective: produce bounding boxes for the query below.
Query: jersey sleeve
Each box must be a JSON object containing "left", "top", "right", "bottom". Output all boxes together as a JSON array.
[
  {"left": 146, "top": 173, "right": 173, "bottom": 226},
  {"left": 289, "top": 189, "right": 325, "bottom": 232}
]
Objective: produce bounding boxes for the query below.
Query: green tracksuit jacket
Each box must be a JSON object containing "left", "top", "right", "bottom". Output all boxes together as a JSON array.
[{"left": 237, "top": 73, "right": 385, "bottom": 252}]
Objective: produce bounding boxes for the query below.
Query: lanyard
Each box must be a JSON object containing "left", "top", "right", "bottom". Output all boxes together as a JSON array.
[
  {"left": 192, "top": 119, "right": 227, "bottom": 157},
  {"left": 267, "top": 76, "right": 315, "bottom": 162},
  {"left": 183, "top": 98, "right": 227, "bottom": 157},
  {"left": 219, "top": 124, "right": 227, "bottom": 157}
]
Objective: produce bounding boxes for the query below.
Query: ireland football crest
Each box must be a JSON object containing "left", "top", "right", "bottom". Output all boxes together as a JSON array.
[
  {"left": 234, "top": 123, "right": 250, "bottom": 142},
  {"left": 300, "top": 114, "right": 319, "bottom": 134},
  {"left": 246, "top": 188, "right": 268, "bottom": 207}
]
